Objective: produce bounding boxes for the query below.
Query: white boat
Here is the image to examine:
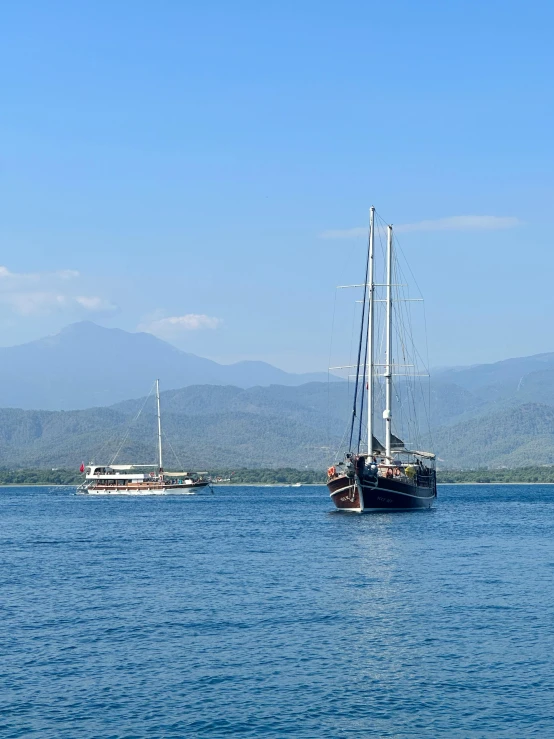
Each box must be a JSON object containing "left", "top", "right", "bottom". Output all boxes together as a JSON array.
[{"left": 78, "top": 380, "right": 210, "bottom": 495}]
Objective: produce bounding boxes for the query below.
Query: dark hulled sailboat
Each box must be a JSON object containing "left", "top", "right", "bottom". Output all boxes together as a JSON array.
[{"left": 327, "top": 207, "right": 437, "bottom": 512}]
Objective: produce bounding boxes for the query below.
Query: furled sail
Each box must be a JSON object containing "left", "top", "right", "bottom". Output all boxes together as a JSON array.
[
  {"left": 371, "top": 436, "right": 386, "bottom": 453},
  {"left": 390, "top": 434, "right": 405, "bottom": 450}
]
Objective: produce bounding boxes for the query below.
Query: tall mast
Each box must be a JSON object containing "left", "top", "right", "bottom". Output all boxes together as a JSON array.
[
  {"left": 384, "top": 225, "right": 393, "bottom": 460},
  {"left": 156, "top": 378, "right": 163, "bottom": 476},
  {"left": 366, "top": 206, "right": 375, "bottom": 456}
]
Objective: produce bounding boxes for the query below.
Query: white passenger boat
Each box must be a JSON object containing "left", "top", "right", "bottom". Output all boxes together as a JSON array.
[{"left": 78, "top": 380, "right": 210, "bottom": 495}]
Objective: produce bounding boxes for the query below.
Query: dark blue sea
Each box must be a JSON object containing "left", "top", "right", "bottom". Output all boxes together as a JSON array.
[{"left": 1, "top": 484, "right": 553, "bottom": 738}]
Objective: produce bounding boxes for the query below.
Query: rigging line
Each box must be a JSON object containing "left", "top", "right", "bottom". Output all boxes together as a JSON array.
[
  {"left": 88, "top": 401, "right": 154, "bottom": 466},
  {"left": 89, "top": 422, "right": 128, "bottom": 467},
  {"left": 376, "top": 232, "right": 406, "bottom": 446},
  {"left": 393, "top": 262, "right": 415, "bottom": 433},
  {"left": 396, "top": 263, "right": 421, "bottom": 445},
  {"left": 348, "top": 299, "right": 361, "bottom": 372},
  {"left": 392, "top": 262, "right": 406, "bottom": 444},
  {"left": 372, "top": 219, "right": 387, "bottom": 446},
  {"left": 392, "top": 235, "right": 433, "bottom": 446},
  {"left": 357, "top": 289, "right": 370, "bottom": 453},
  {"left": 421, "top": 297, "right": 434, "bottom": 448},
  {"left": 391, "top": 228, "right": 426, "bottom": 299},
  {"left": 333, "top": 304, "right": 360, "bottom": 453},
  {"left": 391, "top": 231, "right": 430, "bottom": 372},
  {"left": 327, "top": 288, "right": 339, "bottom": 459},
  {"left": 162, "top": 428, "right": 185, "bottom": 470},
  {"left": 91, "top": 386, "right": 157, "bottom": 466},
  {"left": 348, "top": 222, "right": 371, "bottom": 451},
  {"left": 333, "top": 376, "right": 353, "bottom": 463},
  {"left": 334, "top": 419, "right": 351, "bottom": 465},
  {"left": 391, "top": 238, "right": 430, "bottom": 369},
  {"left": 356, "top": 215, "right": 378, "bottom": 453},
  {"left": 401, "top": 248, "right": 431, "bottom": 448},
  {"left": 395, "top": 256, "right": 429, "bottom": 375},
  {"left": 110, "top": 382, "right": 156, "bottom": 465}
]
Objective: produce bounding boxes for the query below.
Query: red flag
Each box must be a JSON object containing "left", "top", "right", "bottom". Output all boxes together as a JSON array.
[{"left": 79, "top": 462, "right": 85, "bottom": 473}]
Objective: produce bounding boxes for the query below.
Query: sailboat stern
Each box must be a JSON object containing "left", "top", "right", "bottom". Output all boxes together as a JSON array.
[{"left": 327, "top": 456, "right": 436, "bottom": 512}]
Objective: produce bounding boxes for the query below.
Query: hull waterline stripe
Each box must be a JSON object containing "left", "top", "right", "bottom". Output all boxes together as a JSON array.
[
  {"left": 330, "top": 483, "right": 434, "bottom": 501},
  {"left": 328, "top": 484, "right": 356, "bottom": 497}
]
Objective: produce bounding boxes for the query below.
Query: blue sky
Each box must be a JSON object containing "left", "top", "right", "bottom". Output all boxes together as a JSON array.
[{"left": 0, "top": 1, "right": 552, "bottom": 371}]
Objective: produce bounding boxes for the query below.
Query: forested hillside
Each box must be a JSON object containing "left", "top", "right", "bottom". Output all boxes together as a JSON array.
[
  {"left": 3, "top": 345, "right": 554, "bottom": 469},
  {"left": 0, "top": 384, "right": 350, "bottom": 470},
  {"left": 431, "top": 403, "right": 554, "bottom": 468}
]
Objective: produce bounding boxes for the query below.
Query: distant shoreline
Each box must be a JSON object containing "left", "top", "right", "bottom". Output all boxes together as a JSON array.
[
  {"left": 3, "top": 481, "right": 554, "bottom": 489},
  {"left": 438, "top": 481, "right": 554, "bottom": 486},
  {"left": 0, "top": 483, "right": 77, "bottom": 487}
]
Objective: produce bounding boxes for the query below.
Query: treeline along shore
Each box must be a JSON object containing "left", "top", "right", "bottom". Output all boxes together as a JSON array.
[
  {"left": 3, "top": 467, "right": 554, "bottom": 486},
  {"left": 437, "top": 467, "right": 554, "bottom": 483},
  {"left": 0, "top": 468, "right": 325, "bottom": 486}
]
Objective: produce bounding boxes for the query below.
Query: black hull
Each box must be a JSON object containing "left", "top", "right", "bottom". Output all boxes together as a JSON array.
[{"left": 328, "top": 473, "right": 436, "bottom": 512}]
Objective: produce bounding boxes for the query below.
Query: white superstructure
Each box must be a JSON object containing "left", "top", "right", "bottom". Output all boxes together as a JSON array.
[{"left": 77, "top": 380, "right": 210, "bottom": 495}]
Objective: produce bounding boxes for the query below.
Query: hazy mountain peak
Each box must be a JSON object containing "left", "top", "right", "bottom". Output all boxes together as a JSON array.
[
  {"left": 0, "top": 322, "right": 336, "bottom": 410},
  {"left": 60, "top": 320, "right": 106, "bottom": 334}
]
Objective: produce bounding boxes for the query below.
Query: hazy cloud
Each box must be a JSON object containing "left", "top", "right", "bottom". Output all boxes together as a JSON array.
[
  {"left": 395, "top": 215, "right": 523, "bottom": 233},
  {"left": 75, "top": 296, "right": 117, "bottom": 312},
  {"left": 0, "top": 265, "right": 114, "bottom": 316},
  {"left": 319, "top": 227, "right": 368, "bottom": 239},
  {"left": 139, "top": 314, "right": 222, "bottom": 338},
  {"left": 0, "top": 292, "right": 69, "bottom": 316},
  {"left": 320, "top": 215, "right": 523, "bottom": 239},
  {"left": 0, "top": 291, "right": 117, "bottom": 316},
  {"left": 0, "top": 265, "right": 80, "bottom": 284}
]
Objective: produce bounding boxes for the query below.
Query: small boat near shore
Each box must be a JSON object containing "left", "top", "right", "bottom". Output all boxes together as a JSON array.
[
  {"left": 327, "top": 207, "right": 436, "bottom": 512},
  {"left": 78, "top": 380, "right": 210, "bottom": 495}
]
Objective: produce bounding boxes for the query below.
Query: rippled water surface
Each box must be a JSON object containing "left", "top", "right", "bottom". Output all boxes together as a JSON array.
[{"left": 1, "top": 484, "right": 554, "bottom": 737}]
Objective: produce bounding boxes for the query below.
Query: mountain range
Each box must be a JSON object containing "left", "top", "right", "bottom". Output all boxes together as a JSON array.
[
  {"left": 2, "top": 322, "right": 554, "bottom": 469},
  {"left": 0, "top": 322, "right": 337, "bottom": 410},
  {"left": 0, "top": 383, "right": 351, "bottom": 470},
  {"left": 0, "top": 376, "right": 553, "bottom": 470},
  {"left": 433, "top": 352, "right": 554, "bottom": 413}
]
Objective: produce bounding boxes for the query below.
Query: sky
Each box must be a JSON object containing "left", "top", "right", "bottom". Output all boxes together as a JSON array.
[{"left": 0, "top": 1, "right": 553, "bottom": 372}]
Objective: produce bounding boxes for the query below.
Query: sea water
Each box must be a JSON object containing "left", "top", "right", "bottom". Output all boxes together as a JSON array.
[{"left": 1, "top": 484, "right": 553, "bottom": 738}]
